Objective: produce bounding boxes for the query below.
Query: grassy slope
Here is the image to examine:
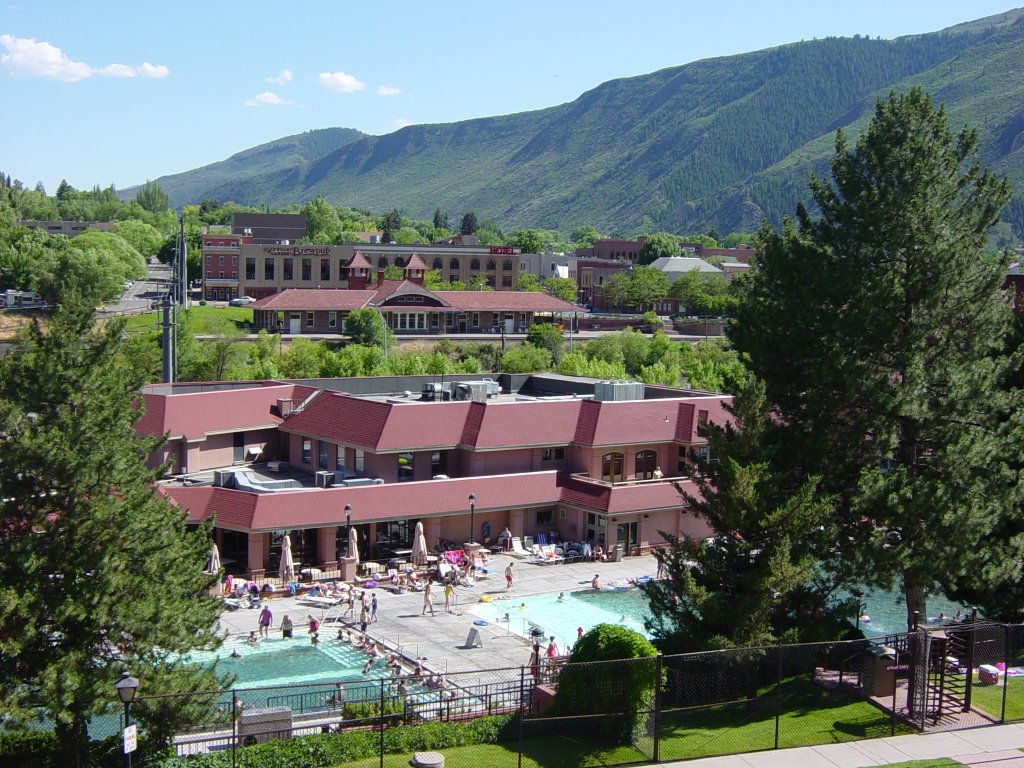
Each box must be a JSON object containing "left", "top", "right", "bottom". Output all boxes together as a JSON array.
[{"left": 121, "top": 305, "right": 252, "bottom": 335}]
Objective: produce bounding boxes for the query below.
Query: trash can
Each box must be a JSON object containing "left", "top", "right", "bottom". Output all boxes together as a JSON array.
[
  {"left": 863, "top": 646, "right": 896, "bottom": 697},
  {"left": 612, "top": 543, "right": 624, "bottom": 562}
]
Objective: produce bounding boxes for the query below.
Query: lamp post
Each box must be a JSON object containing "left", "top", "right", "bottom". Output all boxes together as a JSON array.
[
  {"left": 114, "top": 671, "right": 139, "bottom": 768},
  {"left": 344, "top": 504, "right": 352, "bottom": 557},
  {"left": 468, "top": 493, "right": 476, "bottom": 545}
]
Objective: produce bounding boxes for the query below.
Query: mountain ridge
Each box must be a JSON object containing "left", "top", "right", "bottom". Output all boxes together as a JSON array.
[{"left": 144, "top": 8, "right": 1024, "bottom": 235}]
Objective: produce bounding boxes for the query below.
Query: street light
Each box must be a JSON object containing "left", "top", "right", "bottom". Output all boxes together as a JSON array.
[
  {"left": 468, "top": 493, "right": 476, "bottom": 545},
  {"left": 344, "top": 504, "right": 352, "bottom": 558},
  {"left": 114, "top": 671, "right": 139, "bottom": 768}
]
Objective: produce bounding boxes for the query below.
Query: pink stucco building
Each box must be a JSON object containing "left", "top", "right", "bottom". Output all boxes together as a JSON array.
[{"left": 140, "top": 374, "right": 730, "bottom": 579}]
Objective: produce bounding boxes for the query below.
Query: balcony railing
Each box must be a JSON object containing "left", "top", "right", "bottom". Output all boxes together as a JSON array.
[{"left": 568, "top": 472, "right": 688, "bottom": 488}]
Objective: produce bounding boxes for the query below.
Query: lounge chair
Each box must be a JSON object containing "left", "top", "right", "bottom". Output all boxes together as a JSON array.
[
  {"left": 530, "top": 545, "right": 564, "bottom": 565},
  {"left": 298, "top": 595, "right": 343, "bottom": 609},
  {"left": 509, "top": 537, "right": 533, "bottom": 559}
]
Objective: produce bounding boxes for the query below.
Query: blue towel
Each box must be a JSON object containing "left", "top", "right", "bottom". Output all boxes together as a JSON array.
[{"left": 536, "top": 533, "right": 547, "bottom": 546}]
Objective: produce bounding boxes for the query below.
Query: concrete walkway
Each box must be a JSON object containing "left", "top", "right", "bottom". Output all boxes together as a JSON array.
[
  {"left": 216, "top": 552, "right": 658, "bottom": 674},
  {"left": 661, "top": 723, "right": 1024, "bottom": 768}
]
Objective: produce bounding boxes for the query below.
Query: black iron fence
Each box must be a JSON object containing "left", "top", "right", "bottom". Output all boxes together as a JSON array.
[{"left": 82, "top": 620, "right": 1024, "bottom": 768}]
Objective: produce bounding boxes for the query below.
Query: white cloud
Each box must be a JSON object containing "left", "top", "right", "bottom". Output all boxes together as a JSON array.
[
  {"left": 377, "top": 84, "right": 400, "bottom": 96},
  {"left": 318, "top": 71, "right": 365, "bottom": 93},
  {"left": 97, "top": 63, "right": 136, "bottom": 78},
  {"left": 244, "top": 91, "right": 293, "bottom": 107},
  {"left": 0, "top": 35, "right": 169, "bottom": 81},
  {"left": 267, "top": 68, "right": 293, "bottom": 85},
  {"left": 393, "top": 118, "right": 413, "bottom": 128},
  {"left": 137, "top": 62, "right": 169, "bottom": 79}
]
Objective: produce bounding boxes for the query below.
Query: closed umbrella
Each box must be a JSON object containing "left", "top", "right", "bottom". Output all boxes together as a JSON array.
[
  {"left": 279, "top": 534, "right": 295, "bottom": 582},
  {"left": 206, "top": 542, "right": 222, "bottom": 573},
  {"left": 348, "top": 526, "right": 360, "bottom": 566},
  {"left": 411, "top": 521, "right": 428, "bottom": 566}
]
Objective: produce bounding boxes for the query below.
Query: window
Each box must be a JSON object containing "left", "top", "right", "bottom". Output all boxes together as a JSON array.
[
  {"left": 601, "top": 452, "right": 624, "bottom": 483},
  {"left": 394, "top": 257, "right": 404, "bottom": 268},
  {"left": 231, "top": 271, "right": 237, "bottom": 279},
  {"left": 449, "top": 257, "right": 459, "bottom": 270},
  {"left": 470, "top": 258, "right": 480, "bottom": 271},
  {"left": 306, "top": 312, "right": 314, "bottom": 328},
  {"left": 433, "top": 258, "right": 443, "bottom": 270},
  {"left": 329, "top": 311, "right": 337, "bottom": 328},
  {"left": 320, "top": 258, "right": 331, "bottom": 281},
  {"left": 503, "top": 259, "right": 513, "bottom": 271},
  {"left": 245, "top": 257, "right": 256, "bottom": 280},
  {"left": 486, "top": 259, "right": 496, "bottom": 271},
  {"left": 301, "top": 258, "right": 312, "bottom": 281},
  {"left": 301, "top": 439, "right": 312, "bottom": 464},
  {"left": 635, "top": 450, "right": 657, "bottom": 480},
  {"left": 431, "top": 450, "right": 447, "bottom": 477},
  {"left": 283, "top": 258, "right": 293, "bottom": 280},
  {"left": 264, "top": 258, "right": 275, "bottom": 280},
  {"left": 355, "top": 449, "right": 364, "bottom": 473},
  {"left": 542, "top": 447, "right": 565, "bottom": 461},
  {"left": 205, "top": 270, "right": 212, "bottom": 279},
  {"left": 398, "top": 451, "right": 414, "bottom": 482},
  {"left": 502, "top": 276, "right": 512, "bottom": 287},
  {"left": 219, "top": 255, "right": 224, "bottom": 265},
  {"left": 218, "top": 271, "right": 224, "bottom": 279},
  {"left": 378, "top": 257, "right": 388, "bottom": 269},
  {"left": 536, "top": 509, "right": 554, "bottom": 526},
  {"left": 319, "top": 441, "right": 329, "bottom": 470}
]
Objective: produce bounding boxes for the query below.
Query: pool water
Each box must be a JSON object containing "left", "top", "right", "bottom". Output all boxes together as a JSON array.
[
  {"left": 470, "top": 586, "right": 653, "bottom": 652},
  {"left": 848, "top": 588, "right": 972, "bottom": 637},
  {"left": 192, "top": 636, "right": 371, "bottom": 689}
]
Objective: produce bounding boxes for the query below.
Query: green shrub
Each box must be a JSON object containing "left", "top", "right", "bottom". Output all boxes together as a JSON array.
[
  {"left": 549, "top": 624, "right": 658, "bottom": 744},
  {"left": 151, "top": 715, "right": 515, "bottom": 768}
]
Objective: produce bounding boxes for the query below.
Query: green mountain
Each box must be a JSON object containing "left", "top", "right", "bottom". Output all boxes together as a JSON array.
[
  {"left": 151, "top": 9, "right": 1024, "bottom": 236},
  {"left": 130, "top": 127, "right": 366, "bottom": 205}
]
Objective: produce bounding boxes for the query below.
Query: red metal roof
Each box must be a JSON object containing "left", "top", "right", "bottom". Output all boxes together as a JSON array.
[
  {"left": 250, "top": 290, "right": 376, "bottom": 311},
  {"left": 137, "top": 383, "right": 310, "bottom": 441},
  {"left": 404, "top": 253, "right": 428, "bottom": 271},
  {"left": 164, "top": 471, "right": 563, "bottom": 531},
  {"left": 466, "top": 399, "right": 584, "bottom": 448},
  {"left": 433, "top": 291, "right": 577, "bottom": 312}
]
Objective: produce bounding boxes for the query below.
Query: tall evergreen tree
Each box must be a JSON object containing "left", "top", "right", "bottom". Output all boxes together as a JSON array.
[
  {"left": 731, "top": 88, "right": 1024, "bottom": 628},
  {"left": 0, "top": 296, "right": 223, "bottom": 766},
  {"left": 460, "top": 211, "right": 478, "bottom": 235},
  {"left": 644, "top": 380, "right": 840, "bottom": 653}
]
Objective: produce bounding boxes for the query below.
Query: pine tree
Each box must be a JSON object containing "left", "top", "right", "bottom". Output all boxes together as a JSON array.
[
  {"left": 731, "top": 88, "right": 1024, "bottom": 628},
  {"left": 644, "top": 380, "right": 840, "bottom": 653},
  {"left": 0, "top": 296, "right": 223, "bottom": 766}
]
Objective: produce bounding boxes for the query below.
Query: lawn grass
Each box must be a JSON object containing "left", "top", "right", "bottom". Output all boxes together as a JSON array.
[
  {"left": 121, "top": 305, "right": 253, "bottom": 335},
  {"left": 659, "top": 675, "right": 914, "bottom": 761},
  {"left": 968, "top": 676, "right": 1024, "bottom": 721}
]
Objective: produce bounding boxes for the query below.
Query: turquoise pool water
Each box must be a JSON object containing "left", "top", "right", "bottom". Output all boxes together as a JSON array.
[
  {"left": 467, "top": 581, "right": 972, "bottom": 651},
  {"left": 850, "top": 588, "right": 971, "bottom": 637},
  {"left": 470, "top": 586, "right": 653, "bottom": 652}
]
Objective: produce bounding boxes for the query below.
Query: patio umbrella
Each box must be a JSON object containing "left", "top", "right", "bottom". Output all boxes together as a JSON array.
[
  {"left": 411, "top": 521, "right": 428, "bottom": 566},
  {"left": 348, "top": 526, "right": 360, "bottom": 566},
  {"left": 279, "top": 534, "right": 295, "bottom": 582},
  {"left": 206, "top": 542, "right": 222, "bottom": 573}
]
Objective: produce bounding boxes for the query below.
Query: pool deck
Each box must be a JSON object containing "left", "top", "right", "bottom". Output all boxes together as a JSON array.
[{"left": 215, "top": 552, "right": 659, "bottom": 675}]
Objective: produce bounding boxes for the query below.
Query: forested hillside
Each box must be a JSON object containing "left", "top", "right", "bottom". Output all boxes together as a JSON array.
[{"left": 148, "top": 9, "right": 1024, "bottom": 237}]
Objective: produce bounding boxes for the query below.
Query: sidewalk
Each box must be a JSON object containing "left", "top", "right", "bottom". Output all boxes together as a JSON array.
[{"left": 661, "top": 723, "right": 1024, "bottom": 768}]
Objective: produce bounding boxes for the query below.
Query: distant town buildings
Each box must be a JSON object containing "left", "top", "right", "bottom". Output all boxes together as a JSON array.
[{"left": 16, "top": 220, "right": 116, "bottom": 237}]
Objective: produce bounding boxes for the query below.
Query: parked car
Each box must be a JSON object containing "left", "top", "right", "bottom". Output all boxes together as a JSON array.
[{"left": 229, "top": 296, "right": 256, "bottom": 306}]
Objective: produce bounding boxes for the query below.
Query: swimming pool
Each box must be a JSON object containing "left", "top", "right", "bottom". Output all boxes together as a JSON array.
[
  {"left": 470, "top": 586, "right": 653, "bottom": 652},
  {"left": 848, "top": 588, "right": 971, "bottom": 637}
]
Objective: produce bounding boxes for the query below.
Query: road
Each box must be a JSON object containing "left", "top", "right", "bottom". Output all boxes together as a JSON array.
[{"left": 99, "top": 262, "right": 172, "bottom": 316}]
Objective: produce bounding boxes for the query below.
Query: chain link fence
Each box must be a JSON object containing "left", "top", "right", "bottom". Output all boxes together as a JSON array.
[{"left": 79, "top": 620, "right": 1024, "bottom": 767}]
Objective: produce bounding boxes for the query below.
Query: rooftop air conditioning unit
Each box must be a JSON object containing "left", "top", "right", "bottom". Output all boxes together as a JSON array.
[
  {"left": 213, "top": 469, "right": 235, "bottom": 487},
  {"left": 315, "top": 471, "right": 334, "bottom": 488}
]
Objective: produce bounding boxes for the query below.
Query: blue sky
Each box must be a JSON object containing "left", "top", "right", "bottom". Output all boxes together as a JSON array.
[{"left": 1, "top": 1, "right": 1018, "bottom": 195}]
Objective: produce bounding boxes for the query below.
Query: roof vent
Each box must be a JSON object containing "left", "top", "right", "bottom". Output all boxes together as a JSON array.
[{"left": 593, "top": 380, "right": 645, "bottom": 402}]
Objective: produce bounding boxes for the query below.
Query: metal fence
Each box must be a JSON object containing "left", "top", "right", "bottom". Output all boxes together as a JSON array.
[{"left": 87, "top": 620, "right": 1024, "bottom": 768}]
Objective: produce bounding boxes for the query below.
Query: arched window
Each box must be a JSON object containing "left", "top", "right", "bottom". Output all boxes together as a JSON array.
[
  {"left": 394, "top": 256, "right": 405, "bottom": 268},
  {"left": 470, "top": 258, "right": 480, "bottom": 271},
  {"left": 449, "top": 257, "right": 459, "bottom": 270},
  {"left": 486, "top": 259, "right": 496, "bottom": 271},
  {"left": 601, "top": 452, "right": 624, "bottom": 483},
  {"left": 433, "top": 258, "right": 443, "bottom": 270},
  {"left": 377, "top": 257, "right": 388, "bottom": 268},
  {"left": 503, "top": 259, "right": 513, "bottom": 271},
  {"left": 635, "top": 450, "right": 658, "bottom": 480}
]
